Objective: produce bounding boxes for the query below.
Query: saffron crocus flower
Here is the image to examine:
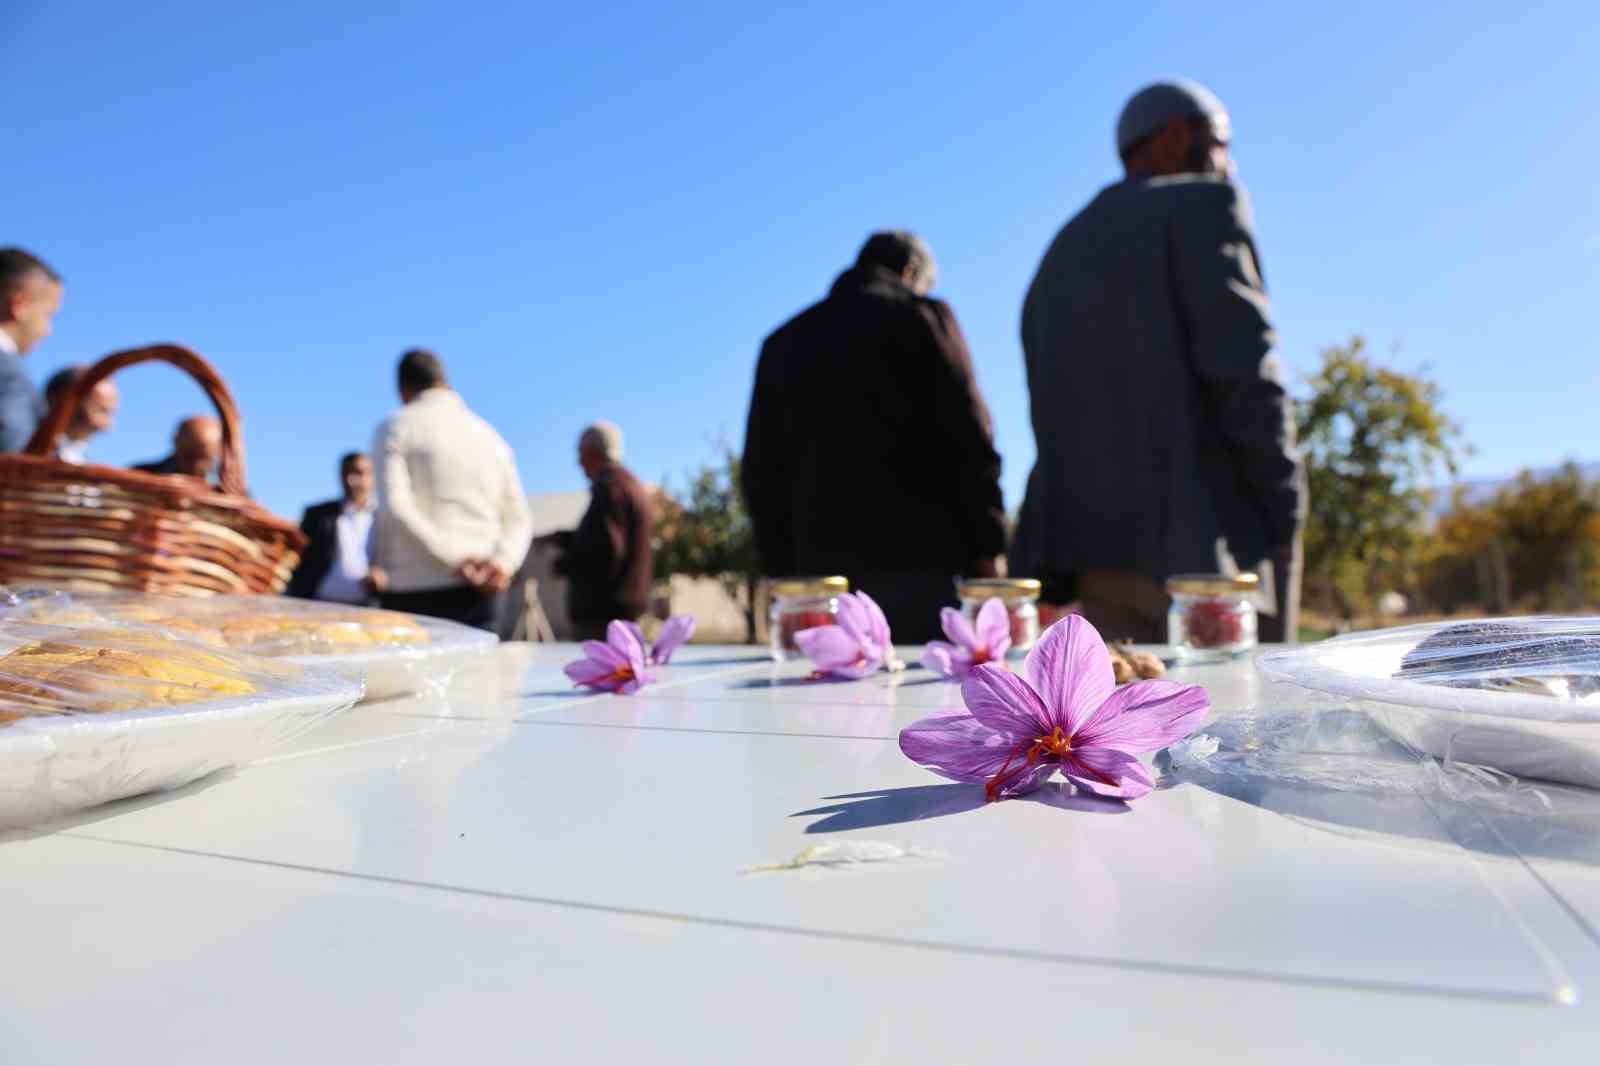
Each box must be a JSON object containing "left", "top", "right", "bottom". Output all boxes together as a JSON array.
[
  {"left": 921, "top": 597, "right": 1011, "bottom": 678},
  {"left": 796, "top": 591, "right": 894, "bottom": 679},
  {"left": 622, "top": 614, "right": 697, "bottom": 665},
  {"left": 899, "top": 614, "right": 1209, "bottom": 800},
  {"left": 564, "top": 620, "right": 656, "bottom": 693}
]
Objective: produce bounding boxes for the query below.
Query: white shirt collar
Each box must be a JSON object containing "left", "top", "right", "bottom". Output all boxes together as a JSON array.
[{"left": 0, "top": 330, "right": 17, "bottom": 356}]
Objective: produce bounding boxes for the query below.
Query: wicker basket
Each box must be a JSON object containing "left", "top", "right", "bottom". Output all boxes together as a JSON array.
[{"left": 0, "top": 344, "right": 305, "bottom": 596}]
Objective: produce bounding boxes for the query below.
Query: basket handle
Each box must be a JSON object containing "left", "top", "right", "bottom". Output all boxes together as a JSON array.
[{"left": 26, "top": 344, "right": 248, "bottom": 496}]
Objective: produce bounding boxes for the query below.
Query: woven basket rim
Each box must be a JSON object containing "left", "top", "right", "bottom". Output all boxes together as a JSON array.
[{"left": 0, "top": 453, "right": 303, "bottom": 543}]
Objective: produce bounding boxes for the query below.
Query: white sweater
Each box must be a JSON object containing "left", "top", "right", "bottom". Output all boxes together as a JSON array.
[{"left": 371, "top": 388, "right": 533, "bottom": 593}]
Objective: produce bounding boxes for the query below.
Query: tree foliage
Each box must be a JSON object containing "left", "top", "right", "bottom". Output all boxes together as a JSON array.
[
  {"left": 1420, "top": 465, "right": 1600, "bottom": 612},
  {"left": 1297, "top": 337, "right": 1463, "bottom": 618},
  {"left": 653, "top": 448, "right": 760, "bottom": 641}
]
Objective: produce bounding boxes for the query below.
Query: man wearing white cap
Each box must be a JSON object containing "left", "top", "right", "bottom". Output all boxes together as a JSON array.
[{"left": 1012, "top": 79, "right": 1304, "bottom": 642}]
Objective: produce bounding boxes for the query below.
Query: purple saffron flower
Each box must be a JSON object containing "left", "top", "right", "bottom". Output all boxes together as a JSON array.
[
  {"left": 899, "top": 614, "right": 1209, "bottom": 801},
  {"left": 796, "top": 591, "right": 894, "bottom": 679},
  {"left": 622, "top": 615, "right": 697, "bottom": 665},
  {"left": 564, "top": 620, "right": 656, "bottom": 694},
  {"left": 921, "top": 597, "right": 1011, "bottom": 678}
]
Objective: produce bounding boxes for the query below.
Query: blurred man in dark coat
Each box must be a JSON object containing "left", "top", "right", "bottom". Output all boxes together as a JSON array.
[
  {"left": 553, "top": 421, "right": 656, "bottom": 641},
  {"left": 741, "top": 231, "right": 1007, "bottom": 643},
  {"left": 1013, "top": 80, "right": 1305, "bottom": 642}
]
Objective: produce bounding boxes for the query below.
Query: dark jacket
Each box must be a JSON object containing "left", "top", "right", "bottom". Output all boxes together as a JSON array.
[
  {"left": 1013, "top": 175, "right": 1304, "bottom": 582},
  {"left": 741, "top": 265, "right": 1007, "bottom": 580},
  {"left": 556, "top": 462, "right": 655, "bottom": 624},
  {"left": 0, "top": 352, "right": 43, "bottom": 454},
  {"left": 287, "top": 499, "right": 344, "bottom": 599},
  {"left": 131, "top": 455, "right": 181, "bottom": 476}
]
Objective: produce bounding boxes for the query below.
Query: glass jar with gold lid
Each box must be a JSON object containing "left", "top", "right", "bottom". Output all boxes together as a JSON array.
[
  {"left": 1167, "top": 573, "right": 1258, "bottom": 661},
  {"left": 957, "top": 577, "right": 1043, "bottom": 654},
  {"left": 768, "top": 576, "right": 849, "bottom": 661}
]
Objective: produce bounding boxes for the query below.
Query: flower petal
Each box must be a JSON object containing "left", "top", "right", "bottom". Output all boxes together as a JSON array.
[
  {"left": 974, "top": 598, "right": 1010, "bottom": 652},
  {"left": 1076, "top": 680, "right": 1211, "bottom": 754},
  {"left": 920, "top": 642, "right": 959, "bottom": 678},
  {"left": 651, "top": 614, "right": 696, "bottom": 664},
  {"left": 796, "top": 624, "right": 863, "bottom": 671},
  {"left": 607, "top": 619, "right": 645, "bottom": 659},
  {"left": 834, "top": 593, "right": 872, "bottom": 647},
  {"left": 857, "top": 591, "right": 892, "bottom": 656},
  {"left": 939, "top": 607, "right": 978, "bottom": 650},
  {"left": 960, "top": 662, "right": 1053, "bottom": 736},
  {"left": 612, "top": 619, "right": 651, "bottom": 675},
  {"left": 579, "top": 640, "right": 626, "bottom": 670},
  {"left": 993, "top": 762, "right": 1058, "bottom": 799},
  {"left": 1061, "top": 747, "right": 1155, "bottom": 799},
  {"left": 1023, "top": 614, "right": 1116, "bottom": 734},
  {"left": 620, "top": 620, "right": 647, "bottom": 652},
  {"left": 899, "top": 711, "right": 1024, "bottom": 782},
  {"left": 563, "top": 657, "right": 617, "bottom": 687},
  {"left": 618, "top": 666, "right": 658, "bottom": 695}
]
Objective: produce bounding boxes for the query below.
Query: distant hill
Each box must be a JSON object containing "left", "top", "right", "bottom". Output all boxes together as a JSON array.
[{"left": 1433, "top": 461, "right": 1600, "bottom": 514}]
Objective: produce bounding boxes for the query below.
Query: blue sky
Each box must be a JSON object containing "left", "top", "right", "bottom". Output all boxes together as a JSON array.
[{"left": 11, "top": 1, "right": 1599, "bottom": 521}]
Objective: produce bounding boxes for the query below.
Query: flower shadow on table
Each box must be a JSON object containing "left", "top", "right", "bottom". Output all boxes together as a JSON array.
[{"left": 792, "top": 781, "right": 1129, "bottom": 834}]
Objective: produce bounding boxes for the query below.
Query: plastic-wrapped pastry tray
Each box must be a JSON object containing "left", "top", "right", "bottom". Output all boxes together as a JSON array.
[
  {"left": 1257, "top": 617, "right": 1600, "bottom": 787},
  {"left": 0, "top": 622, "right": 362, "bottom": 826}
]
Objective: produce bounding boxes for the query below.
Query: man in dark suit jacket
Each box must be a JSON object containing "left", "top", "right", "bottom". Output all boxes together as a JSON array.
[
  {"left": 288, "top": 452, "right": 380, "bottom": 603},
  {"left": 1012, "top": 79, "right": 1305, "bottom": 642},
  {"left": 741, "top": 231, "right": 1007, "bottom": 643}
]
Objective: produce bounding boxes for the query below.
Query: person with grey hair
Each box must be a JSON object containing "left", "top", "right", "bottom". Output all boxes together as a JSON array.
[
  {"left": 741, "top": 231, "right": 1007, "bottom": 643},
  {"left": 550, "top": 420, "right": 656, "bottom": 640},
  {"left": 1012, "top": 79, "right": 1305, "bottom": 643}
]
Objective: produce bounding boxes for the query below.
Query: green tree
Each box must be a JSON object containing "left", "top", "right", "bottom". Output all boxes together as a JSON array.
[
  {"left": 653, "top": 448, "right": 760, "bottom": 642},
  {"left": 1297, "top": 337, "right": 1464, "bottom": 620}
]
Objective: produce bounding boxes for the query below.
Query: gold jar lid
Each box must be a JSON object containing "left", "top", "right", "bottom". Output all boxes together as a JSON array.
[
  {"left": 770, "top": 575, "right": 849, "bottom": 598},
  {"left": 1166, "top": 573, "right": 1259, "bottom": 596},
  {"left": 957, "top": 577, "right": 1043, "bottom": 601}
]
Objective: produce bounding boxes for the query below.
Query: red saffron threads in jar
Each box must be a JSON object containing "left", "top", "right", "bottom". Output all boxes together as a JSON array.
[
  {"left": 1008, "top": 608, "right": 1032, "bottom": 647},
  {"left": 1184, "top": 598, "right": 1243, "bottom": 648},
  {"left": 779, "top": 609, "right": 836, "bottom": 651}
]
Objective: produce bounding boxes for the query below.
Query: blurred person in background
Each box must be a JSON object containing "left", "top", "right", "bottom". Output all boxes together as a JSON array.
[
  {"left": 288, "top": 451, "right": 380, "bottom": 604},
  {"left": 43, "top": 365, "right": 119, "bottom": 464},
  {"left": 549, "top": 421, "right": 655, "bottom": 641},
  {"left": 372, "top": 348, "right": 532, "bottom": 629},
  {"left": 0, "top": 248, "right": 64, "bottom": 453},
  {"left": 133, "top": 415, "right": 224, "bottom": 480},
  {"left": 741, "top": 231, "right": 1006, "bottom": 643},
  {"left": 1012, "top": 79, "right": 1304, "bottom": 642}
]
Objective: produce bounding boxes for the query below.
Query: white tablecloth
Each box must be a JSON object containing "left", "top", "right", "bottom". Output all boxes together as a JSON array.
[{"left": 4, "top": 644, "right": 1598, "bottom": 1064}]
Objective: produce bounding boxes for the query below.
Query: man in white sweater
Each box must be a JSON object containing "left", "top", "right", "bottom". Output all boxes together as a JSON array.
[{"left": 370, "top": 348, "right": 533, "bottom": 629}]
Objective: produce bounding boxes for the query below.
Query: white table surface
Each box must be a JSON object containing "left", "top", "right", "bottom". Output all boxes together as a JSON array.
[{"left": 5, "top": 643, "right": 1600, "bottom": 1065}]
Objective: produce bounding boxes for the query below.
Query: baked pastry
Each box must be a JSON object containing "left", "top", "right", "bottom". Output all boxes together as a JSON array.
[
  {"left": 217, "top": 608, "right": 429, "bottom": 653},
  {"left": 0, "top": 628, "right": 257, "bottom": 723}
]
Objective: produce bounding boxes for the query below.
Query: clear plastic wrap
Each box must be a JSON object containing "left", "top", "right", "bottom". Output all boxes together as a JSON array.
[
  {"left": 1255, "top": 616, "right": 1600, "bottom": 788},
  {"left": 0, "top": 619, "right": 363, "bottom": 827},
  {"left": 0, "top": 590, "right": 498, "bottom": 702}
]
